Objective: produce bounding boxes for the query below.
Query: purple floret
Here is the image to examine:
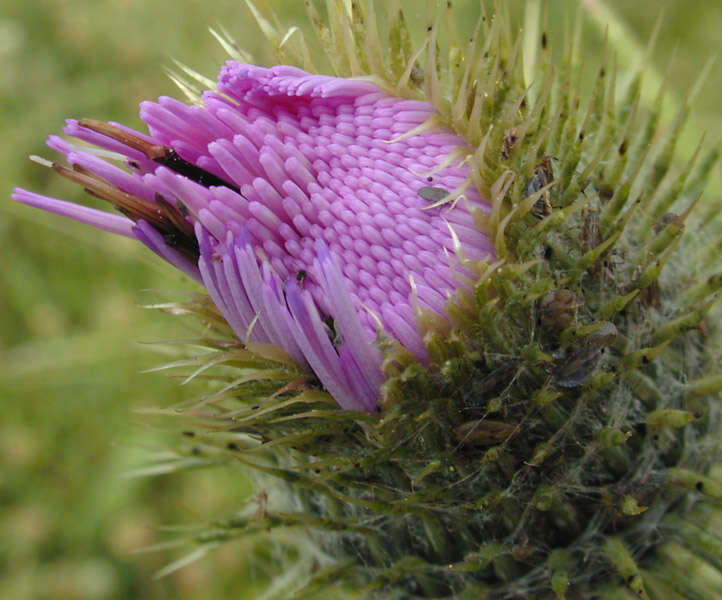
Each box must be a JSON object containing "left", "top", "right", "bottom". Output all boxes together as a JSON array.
[{"left": 13, "top": 63, "right": 494, "bottom": 411}]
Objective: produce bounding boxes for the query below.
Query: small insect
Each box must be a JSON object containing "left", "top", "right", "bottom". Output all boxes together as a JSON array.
[
  {"left": 653, "top": 213, "right": 680, "bottom": 234},
  {"left": 296, "top": 269, "right": 307, "bottom": 283},
  {"left": 586, "top": 321, "right": 618, "bottom": 347},
  {"left": 418, "top": 186, "right": 450, "bottom": 203},
  {"left": 554, "top": 346, "right": 602, "bottom": 388},
  {"left": 409, "top": 65, "right": 424, "bottom": 86},
  {"left": 454, "top": 418, "right": 520, "bottom": 446},
  {"left": 539, "top": 289, "right": 583, "bottom": 330},
  {"left": 639, "top": 280, "right": 661, "bottom": 308},
  {"left": 525, "top": 156, "right": 555, "bottom": 219},
  {"left": 322, "top": 315, "right": 343, "bottom": 347},
  {"left": 418, "top": 185, "right": 459, "bottom": 210},
  {"left": 78, "top": 119, "right": 241, "bottom": 193},
  {"left": 501, "top": 127, "right": 519, "bottom": 160},
  {"left": 580, "top": 207, "right": 602, "bottom": 254}
]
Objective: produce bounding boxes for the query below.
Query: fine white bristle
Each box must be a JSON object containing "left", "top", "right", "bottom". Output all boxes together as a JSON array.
[
  {"left": 63, "top": 141, "right": 128, "bottom": 161},
  {"left": 29, "top": 154, "right": 54, "bottom": 168}
]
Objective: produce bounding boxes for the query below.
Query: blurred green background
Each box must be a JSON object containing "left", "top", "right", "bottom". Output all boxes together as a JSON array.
[{"left": 1, "top": 1, "right": 720, "bottom": 598}]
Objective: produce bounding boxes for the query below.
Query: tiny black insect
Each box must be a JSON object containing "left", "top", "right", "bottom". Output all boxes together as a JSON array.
[
  {"left": 501, "top": 127, "right": 519, "bottom": 160},
  {"left": 525, "top": 157, "right": 555, "bottom": 218},
  {"left": 155, "top": 148, "right": 241, "bottom": 194}
]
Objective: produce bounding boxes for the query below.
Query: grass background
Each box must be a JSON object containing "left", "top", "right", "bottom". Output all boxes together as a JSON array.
[{"left": 1, "top": 1, "right": 720, "bottom": 598}]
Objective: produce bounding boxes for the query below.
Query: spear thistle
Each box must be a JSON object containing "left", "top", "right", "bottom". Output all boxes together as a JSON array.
[{"left": 12, "top": 1, "right": 722, "bottom": 598}]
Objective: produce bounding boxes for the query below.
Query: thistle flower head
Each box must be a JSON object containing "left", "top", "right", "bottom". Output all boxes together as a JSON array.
[
  {"left": 14, "top": 63, "right": 493, "bottom": 411},
  {"left": 12, "top": 1, "right": 722, "bottom": 599}
]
